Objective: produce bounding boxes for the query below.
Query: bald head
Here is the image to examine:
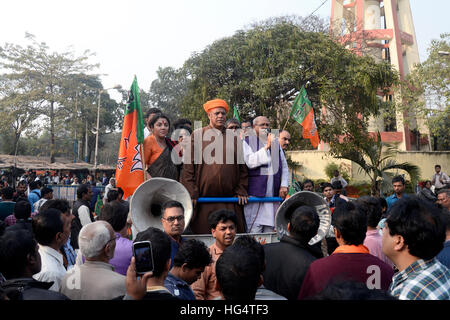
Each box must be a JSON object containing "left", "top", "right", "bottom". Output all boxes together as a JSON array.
[
  {"left": 279, "top": 130, "right": 291, "bottom": 150},
  {"left": 78, "top": 221, "right": 115, "bottom": 260}
]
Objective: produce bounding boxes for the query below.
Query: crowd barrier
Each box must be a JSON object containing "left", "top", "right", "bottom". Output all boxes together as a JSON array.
[{"left": 45, "top": 184, "right": 105, "bottom": 203}]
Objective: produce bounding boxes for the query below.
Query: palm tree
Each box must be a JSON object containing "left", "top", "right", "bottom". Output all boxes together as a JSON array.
[{"left": 335, "top": 132, "right": 420, "bottom": 196}]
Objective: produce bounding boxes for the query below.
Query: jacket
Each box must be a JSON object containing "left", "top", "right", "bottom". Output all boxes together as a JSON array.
[{"left": 263, "top": 235, "right": 322, "bottom": 300}]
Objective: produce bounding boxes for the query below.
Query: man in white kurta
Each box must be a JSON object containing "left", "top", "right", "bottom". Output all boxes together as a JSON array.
[{"left": 242, "top": 116, "right": 289, "bottom": 233}]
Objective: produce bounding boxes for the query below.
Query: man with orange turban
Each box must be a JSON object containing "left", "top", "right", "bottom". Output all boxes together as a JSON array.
[{"left": 180, "top": 99, "right": 249, "bottom": 234}]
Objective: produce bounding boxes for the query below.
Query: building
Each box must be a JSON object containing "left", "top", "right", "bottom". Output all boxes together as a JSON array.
[{"left": 328, "top": 0, "right": 431, "bottom": 151}]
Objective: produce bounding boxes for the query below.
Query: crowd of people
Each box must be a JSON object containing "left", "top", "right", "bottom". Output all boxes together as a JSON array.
[{"left": 0, "top": 98, "right": 449, "bottom": 301}]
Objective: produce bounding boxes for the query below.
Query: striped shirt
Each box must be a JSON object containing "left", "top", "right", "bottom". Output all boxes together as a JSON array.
[{"left": 390, "top": 258, "right": 450, "bottom": 300}]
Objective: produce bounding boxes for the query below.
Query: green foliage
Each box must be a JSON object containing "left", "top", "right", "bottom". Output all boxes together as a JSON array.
[
  {"left": 0, "top": 34, "right": 124, "bottom": 162},
  {"left": 332, "top": 132, "right": 420, "bottom": 196},
  {"left": 400, "top": 33, "right": 450, "bottom": 150},
  {"left": 148, "top": 15, "right": 397, "bottom": 151},
  {"left": 149, "top": 67, "right": 189, "bottom": 120},
  {"left": 324, "top": 162, "right": 350, "bottom": 182}
]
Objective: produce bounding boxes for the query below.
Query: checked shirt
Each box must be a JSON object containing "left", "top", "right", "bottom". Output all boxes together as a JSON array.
[{"left": 390, "top": 258, "right": 450, "bottom": 300}]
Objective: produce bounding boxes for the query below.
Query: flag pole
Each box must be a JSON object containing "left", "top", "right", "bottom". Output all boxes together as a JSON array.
[
  {"left": 282, "top": 118, "right": 290, "bottom": 131},
  {"left": 140, "top": 143, "right": 148, "bottom": 180}
]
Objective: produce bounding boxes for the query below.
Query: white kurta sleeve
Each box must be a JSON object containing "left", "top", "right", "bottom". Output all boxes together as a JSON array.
[
  {"left": 280, "top": 147, "right": 289, "bottom": 188},
  {"left": 78, "top": 205, "right": 93, "bottom": 226},
  {"left": 243, "top": 140, "right": 271, "bottom": 169}
]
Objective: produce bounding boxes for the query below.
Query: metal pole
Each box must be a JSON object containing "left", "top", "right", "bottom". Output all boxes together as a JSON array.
[
  {"left": 94, "top": 89, "right": 102, "bottom": 168},
  {"left": 197, "top": 197, "right": 283, "bottom": 203}
]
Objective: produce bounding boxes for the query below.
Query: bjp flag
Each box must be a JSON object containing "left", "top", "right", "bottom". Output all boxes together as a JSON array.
[
  {"left": 115, "top": 76, "right": 145, "bottom": 199},
  {"left": 290, "top": 86, "right": 319, "bottom": 148}
]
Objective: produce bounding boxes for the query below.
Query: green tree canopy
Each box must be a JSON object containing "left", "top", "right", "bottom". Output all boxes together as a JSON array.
[
  {"left": 149, "top": 16, "right": 397, "bottom": 150},
  {"left": 401, "top": 33, "right": 450, "bottom": 150}
]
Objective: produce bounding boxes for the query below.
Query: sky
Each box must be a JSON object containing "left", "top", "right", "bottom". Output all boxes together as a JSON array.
[{"left": 1, "top": 0, "right": 449, "bottom": 101}]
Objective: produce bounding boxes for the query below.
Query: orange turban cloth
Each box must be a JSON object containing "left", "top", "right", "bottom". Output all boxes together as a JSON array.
[{"left": 203, "top": 99, "right": 229, "bottom": 113}]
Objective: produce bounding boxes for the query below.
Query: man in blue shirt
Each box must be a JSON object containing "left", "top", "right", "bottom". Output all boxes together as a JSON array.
[
  {"left": 27, "top": 181, "right": 41, "bottom": 210},
  {"left": 164, "top": 239, "right": 212, "bottom": 300},
  {"left": 386, "top": 175, "right": 408, "bottom": 211}
]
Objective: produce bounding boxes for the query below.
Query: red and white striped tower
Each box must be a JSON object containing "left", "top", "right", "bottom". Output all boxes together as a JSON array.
[{"left": 327, "top": 0, "right": 429, "bottom": 151}]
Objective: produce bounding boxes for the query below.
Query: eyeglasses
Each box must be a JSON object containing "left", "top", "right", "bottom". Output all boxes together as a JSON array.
[
  {"left": 162, "top": 215, "right": 185, "bottom": 223},
  {"left": 106, "top": 234, "right": 121, "bottom": 245},
  {"left": 227, "top": 126, "right": 240, "bottom": 130}
]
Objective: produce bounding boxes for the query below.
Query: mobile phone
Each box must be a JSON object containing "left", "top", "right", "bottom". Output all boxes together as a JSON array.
[{"left": 132, "top": 241, "right": 154, "bottom": 275}]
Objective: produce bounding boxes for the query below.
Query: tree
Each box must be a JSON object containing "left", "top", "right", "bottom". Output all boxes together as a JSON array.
[
  {"left": 334, "top": 132, "right": 420, "bottom": 196},
  {"left": 400, "top": 33, "right": 450, "bottom": 150},
  {"left": 149, "top": 66, "right": 189, "bottom": 120},
  {"left": 0, "top": 33, "right": 98, "bottom": 162},
  {"left": 0, "top": 74, "right": 43, "bottom": 156},
  {"left": 149, "top": 16, "right": 397, "bottom": 151}
]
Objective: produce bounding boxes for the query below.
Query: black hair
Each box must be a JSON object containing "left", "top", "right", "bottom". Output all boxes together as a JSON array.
[
  {"left": 208, "top": 209, "right": 238, "bottom": 230},
  {"left": 331, "top": 180, "right": 343, "bottom": 190},
  {"left": 435, "top": 164, "right": 441, "bottom": 169},
  {"left": 117, "top": 187, "right": 124, "bottom": 196},
  {"left": 14, "top": 201, "right": 32, "bottom": 220},
  {"left": 332, "top": 201, "right": 367, "bottom": 246},
  {"left": 106, "top": 189, "right": 119, "bottom": 202},
  {"left": 437, "top": 188, "right": 450, "bottom": 197},
  {"left": 303, "top": 179, "right": 314, "bottom": 187},
  {"left": 149, "top": 113, "right": 171, "bottom": 129},
  {"left": 356, "top": 196, "right": 383, "bottom": 228},
  {"left": 39, "top": 199, "right": 71, "bottom": 215},
  {"left": 161, "top": 200, "right": 184, "bottom": 216},
  {"left": 0, "top": 221, "right": 6, "bottom": 237},
  {"left": 1, "top": 187, "right": 14, "bottom": 200},
  {"left": 40, "top": 187, "right": 53, "bottom": 197},
  {"left": 17, "top": 180, "right": 27, "bottom": 187},
  {"left": 289, "top": 206, "right": 320, "bottom": 244},
  {"left": 145, "top": 108, "right": 162, "bottom": 119},
  {"left": 179, "top": 125, "right": 192, "bottom": 135},
  {"left": 216, "top": 245, "right": 261, "bottom": 300},
  {"left": 172, "top": 239, "right": 212, "bottom": 269},
  {"left": 322, "top": 183, "right": 333, "bottom": 192},
  {"left": 134, "top": 227, "right": 171, "bottom": 278},
  {"left": 173, "top": 118, "right": 192, "bottom": 129},
  {"left": 225, "top": 118, "right": 241, "bottom": 128},
  {"left": 232, "top": 235, "right": 265, "bottom": 271},
  {"left": 386, "top": 197, "right": 445, "bottom": 260},
  {"left": 77, "top": 184, "right": 91, "bottom": 199},
  {"left": 0, "top": 229, "right": 38, "bottom": 279},
  {"left": 391, "top": 175, "right": 405, "bottom": 185},
  {"left": 378, "top": 197, "right": 387, "bottom": 211},
  {"left": 32, "top": 208, "right": 64, "bottom": 246},
  {"left": 98, "top": 201, "right": 129, "bottom": 232}
]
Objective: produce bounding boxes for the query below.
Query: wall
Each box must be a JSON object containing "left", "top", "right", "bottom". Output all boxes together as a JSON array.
[{"left": 287, "top": 150, "right": 450, "bottom": 183}]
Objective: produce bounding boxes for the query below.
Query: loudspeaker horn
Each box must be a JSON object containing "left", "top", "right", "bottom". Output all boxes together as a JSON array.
[
  {"left": 275, "top": 191, "right": 332, "bottom": 245},
  {"left": 130, "top": 177, "right": 193, "bottom": 236}
]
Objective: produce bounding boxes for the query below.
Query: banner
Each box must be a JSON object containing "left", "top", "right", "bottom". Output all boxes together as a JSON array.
[
  {"left": 233, "top": 105, "right": 240, "bottom": 123},
  {"left": 94, "top": 194, "right": 102, "bottom": 218},
  {"left": 290, "top": 86, "right": 320, "bottom": 148},
  {"left": 115, "top": 76, "right": 145, "bottom": 199}
]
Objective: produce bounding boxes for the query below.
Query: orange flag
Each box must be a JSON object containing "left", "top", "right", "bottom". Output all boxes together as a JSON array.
[
  {"left": 290, "top": 85, "right": 319, "bottom": 148},
  {"left": 115, "top": 77, "right": 145, "bottom": 199}
]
